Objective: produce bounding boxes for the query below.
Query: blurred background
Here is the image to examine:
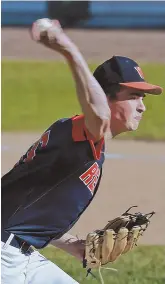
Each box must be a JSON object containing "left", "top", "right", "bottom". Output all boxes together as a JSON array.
[
  {"left": 1, "top": 1, "right": 165, "bottom": 28},
  {"left": 1, "top": 1, "right": 165, "bottom": 283}
]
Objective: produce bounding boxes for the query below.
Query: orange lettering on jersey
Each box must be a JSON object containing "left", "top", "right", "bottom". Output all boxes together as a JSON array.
[
  {"left": 24, "top": 130, "right": 50, "bottom": 162},
  {"left": 79, "top": 162, "right": 100, "bottom": 194},
  {"left": 25, "top": 141, "right": 40, "bottom": 162}
]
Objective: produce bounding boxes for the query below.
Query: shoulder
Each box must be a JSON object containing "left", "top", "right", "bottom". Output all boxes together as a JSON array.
[
  {"left": 72, "top": 115, "right": 105, "bottom": 160},
  {"left": 72, "top": 114, "right": 97, "bottom": 142}
]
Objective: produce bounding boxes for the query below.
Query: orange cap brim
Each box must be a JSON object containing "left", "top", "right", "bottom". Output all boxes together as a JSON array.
[{"left": 120, "top": 82, "right": 163, "bottom": 95}]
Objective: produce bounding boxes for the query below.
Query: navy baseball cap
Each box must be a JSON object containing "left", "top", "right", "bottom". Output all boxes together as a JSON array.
[{"left": 93, "top": 56, "right": 163, "bottom": 95}]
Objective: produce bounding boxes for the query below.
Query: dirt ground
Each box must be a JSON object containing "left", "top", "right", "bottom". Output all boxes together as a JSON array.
[
  {"left": 1, "top": 28, "right": 165, "bottom": 245},
  {"left": 2, "top": 27, "right": 165, "bottom": 62}
]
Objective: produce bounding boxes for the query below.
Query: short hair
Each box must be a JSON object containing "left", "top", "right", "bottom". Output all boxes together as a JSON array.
[
  {"left": 102, "top": 84, "right": 121, "bottom": 100},
  {"left": 93, "top": 64, "right": 120, "bottom": 100}
]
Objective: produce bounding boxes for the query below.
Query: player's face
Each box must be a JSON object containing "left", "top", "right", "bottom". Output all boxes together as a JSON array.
[{"left": 109, "top": 87, "right": 146, "bottom": 134}]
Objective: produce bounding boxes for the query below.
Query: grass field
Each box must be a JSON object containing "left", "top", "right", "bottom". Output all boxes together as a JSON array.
[
  {"left": 40, "top": 245, "right": 165, "bottom": 284},
  {"left": 2, "top": 61, "right": 165, "bottom": 140},
  {"left": 2, "top": 60, "right": 165, "bottom": 283}
]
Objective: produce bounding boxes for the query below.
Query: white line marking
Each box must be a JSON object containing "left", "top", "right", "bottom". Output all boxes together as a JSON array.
[{"left": 2, "top": 144, "right": 165, "bottom": 163}]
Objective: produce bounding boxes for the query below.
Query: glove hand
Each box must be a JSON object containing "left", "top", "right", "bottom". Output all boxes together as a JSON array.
[{"left": 83, "top": 206, "right": 155, "bottom": 269}]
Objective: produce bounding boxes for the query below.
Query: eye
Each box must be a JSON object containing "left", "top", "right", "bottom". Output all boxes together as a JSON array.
[
  {"left": 131, "top": 96, "right": 137, "bottom": 100},
  {"left": 130, "top": 93, "right": 145, "bottom": 100},
  {"left": 130, "top": 95, "right": 138, "bottom": 100}
]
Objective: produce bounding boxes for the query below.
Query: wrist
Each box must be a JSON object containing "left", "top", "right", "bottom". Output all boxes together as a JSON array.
[
  {"left": 64, "top": 44, "right": 81, "bottom": 61},
  {"left": 69, "top": 240, "right": 85, "bottom": 261}
]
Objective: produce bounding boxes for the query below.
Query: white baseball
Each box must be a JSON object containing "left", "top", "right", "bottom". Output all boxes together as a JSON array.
[{"left": 36, "top": 18, "right": 53, "bottom": 36}]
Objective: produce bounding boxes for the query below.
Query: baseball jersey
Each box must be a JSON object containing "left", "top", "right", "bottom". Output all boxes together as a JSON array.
[{"left": 2, "top": 115, "right": 105, "bottom": 249}]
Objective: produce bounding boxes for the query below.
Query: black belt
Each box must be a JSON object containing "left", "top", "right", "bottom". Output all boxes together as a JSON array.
[{"left": 2, "top": 230, "right": 32, "bottom": 254}]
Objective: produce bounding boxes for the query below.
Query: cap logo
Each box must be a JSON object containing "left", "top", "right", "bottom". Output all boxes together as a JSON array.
[{"left": 134, "top": 66, "right": 144, "bottom": 79}]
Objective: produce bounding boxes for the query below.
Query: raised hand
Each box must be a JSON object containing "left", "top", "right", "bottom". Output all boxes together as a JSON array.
[{"left": 31, "top": 18, "right": 76, "bottom": 57}]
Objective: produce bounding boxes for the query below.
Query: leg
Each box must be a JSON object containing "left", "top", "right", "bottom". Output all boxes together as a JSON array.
[
  {"left": 25, "top": 250, "right": 79, "bottom": 284},
  {"left": 1, "top": 242, "right": 29, "bottom": 284}
]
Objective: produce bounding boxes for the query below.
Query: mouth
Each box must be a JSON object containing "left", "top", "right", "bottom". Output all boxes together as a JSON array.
[{"left": 135, "top": 116, "right": 142, "bottom": 121}]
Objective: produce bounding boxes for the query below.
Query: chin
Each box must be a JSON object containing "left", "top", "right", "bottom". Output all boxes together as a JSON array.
[{"left": 126, "top": 121, "right": 139, "bottom": 131}]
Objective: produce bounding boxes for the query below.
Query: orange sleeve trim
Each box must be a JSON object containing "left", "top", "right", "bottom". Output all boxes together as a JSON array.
[
  {"left": 71, "top": 115, "right": 104, "bottom": 160},
  {"left": 71, "top": 115, "right": 86, "bottom": 141}
]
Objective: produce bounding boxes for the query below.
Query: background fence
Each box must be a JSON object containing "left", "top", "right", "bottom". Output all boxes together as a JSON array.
[{"left": 1, "top": 1, "right": 165, "bottom": 28}]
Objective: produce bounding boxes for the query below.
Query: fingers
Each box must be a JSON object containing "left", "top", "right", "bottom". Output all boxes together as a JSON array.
[
  {"left": 31, "top": 18, "right": 51, "bottom": 41},
  {"left": 101, "top": 229, "right": 115, "bottom": 265},
  {"left": 30, "top": 18, "right": 62, "bottom": 42},
  {"left": 85, "top": 233, "right": 101, "bottom": 269},
  {"left": 84, "top": 226, "right": 144, "bottom": 269},
  {"left": 122, "top": 226, "right": 141, "bottom": 254},
  {"left": 30, "top": 21, "right": 42, "bottom": 42},
  {"left": 84, "top": 209, "right": 154, "bottom": 269},
  {"left": 47, "top": 20, "right": 63, "bottom": 42},
  {"left": 52, "top": 19, "right": 61, "bottom": 28},
  {"left": 109, "top": 227, "right": 128, "bottom": 262}
]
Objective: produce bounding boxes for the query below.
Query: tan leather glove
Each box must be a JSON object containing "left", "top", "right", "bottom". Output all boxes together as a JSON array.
[{"left": 83, "top": 206, "right": 155, "bottom": 269}]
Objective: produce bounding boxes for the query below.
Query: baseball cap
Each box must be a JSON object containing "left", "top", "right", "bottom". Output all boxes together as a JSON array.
[{"left": 93, "top": 56, "right": 163, "bottom": 95}]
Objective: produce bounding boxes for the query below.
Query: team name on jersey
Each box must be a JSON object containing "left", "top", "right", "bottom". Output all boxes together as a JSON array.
[{"left": 79, "top": 162, "right": 100, "bottom": 194}]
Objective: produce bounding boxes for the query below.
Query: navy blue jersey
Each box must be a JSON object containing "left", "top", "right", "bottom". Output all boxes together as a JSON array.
[{"left": 2, "top": 115, "right": 105, "bottom": 248}]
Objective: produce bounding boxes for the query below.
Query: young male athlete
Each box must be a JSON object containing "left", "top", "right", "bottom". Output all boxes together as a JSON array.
[{"left": 1, "top": 19, "right": 163, "bottom": 284}]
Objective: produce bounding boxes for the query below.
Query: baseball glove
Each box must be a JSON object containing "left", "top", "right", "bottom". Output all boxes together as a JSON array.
[{"left": 83, "top": 206, "right": 155, "bottom": 272}]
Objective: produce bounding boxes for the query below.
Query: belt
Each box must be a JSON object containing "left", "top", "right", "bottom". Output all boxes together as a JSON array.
[{"left": 2, "top": 230, "right": 32, "bottom": 254}]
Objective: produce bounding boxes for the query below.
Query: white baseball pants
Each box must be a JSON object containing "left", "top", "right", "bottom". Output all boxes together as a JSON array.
[{"left": 1, "top": 241, "right": 79, "bottom": 284}]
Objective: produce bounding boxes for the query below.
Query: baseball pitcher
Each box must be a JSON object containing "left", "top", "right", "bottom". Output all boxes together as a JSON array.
[{"left": 1, "top": 19, "right": 163, "bottom": 284}]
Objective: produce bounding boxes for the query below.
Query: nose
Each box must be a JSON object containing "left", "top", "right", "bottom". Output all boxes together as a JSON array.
[{"left": 137, "top": 98, "right": 146, "bottom": 113}]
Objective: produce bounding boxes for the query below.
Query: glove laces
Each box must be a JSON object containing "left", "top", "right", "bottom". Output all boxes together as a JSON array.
[
  {"left": 86, "top": 266, "right": 118, "bottom": 284},
  {"left": 98, "top": 266, "right": 118, "bottom": 284}
]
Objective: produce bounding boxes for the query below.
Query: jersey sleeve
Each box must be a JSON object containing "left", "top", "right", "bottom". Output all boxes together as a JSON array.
[{"left": 71, "top": 115, "right": 104, "bottom": 160}]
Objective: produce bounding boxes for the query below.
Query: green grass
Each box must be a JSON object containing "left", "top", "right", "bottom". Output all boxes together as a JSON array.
[
  {"left": 39, "top": 245, "right": 165, "bottom": 284},
  {"left": 2, "top": 61, "right": 165, "bottom": 140}
]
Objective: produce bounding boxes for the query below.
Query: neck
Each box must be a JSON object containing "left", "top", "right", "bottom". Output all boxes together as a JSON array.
[{"left": 110, "top": 119, "right": 127, "bottom": 138}]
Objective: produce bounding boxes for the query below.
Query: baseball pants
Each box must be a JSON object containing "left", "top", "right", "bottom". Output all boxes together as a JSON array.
[{"left": 1, "top": 241, "right": 79, "bottom": 284}]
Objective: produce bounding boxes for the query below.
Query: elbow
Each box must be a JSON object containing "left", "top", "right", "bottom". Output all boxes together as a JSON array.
[{"left": 95, "top": 118, "right": 110, "bottom": 140}]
